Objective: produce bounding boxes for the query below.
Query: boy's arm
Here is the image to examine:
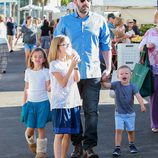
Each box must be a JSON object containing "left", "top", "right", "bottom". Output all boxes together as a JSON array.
[
  {"left": 135, "top": 92, "right": 146, "bottom": 112},
  {"left": 102, "top": 81, "right": 112, "bottom": 89}
]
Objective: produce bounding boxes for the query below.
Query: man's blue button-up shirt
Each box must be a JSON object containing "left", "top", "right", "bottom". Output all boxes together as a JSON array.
[{"left": 54, "top": 12, "right": 111, "bottom": 79}]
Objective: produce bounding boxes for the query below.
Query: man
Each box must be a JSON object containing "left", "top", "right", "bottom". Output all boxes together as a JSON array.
[
  {"left": 107, "top": 13, "right": 116, "bottom": 39},
  {"left": 107, "top": 13, "right": 117, "bottom": 70},
  {"left": 54, "top": 0, "right": 112, "bottom": 157},
  {"left": 132, "top": 19, "right": 140, "bottom": 35}
]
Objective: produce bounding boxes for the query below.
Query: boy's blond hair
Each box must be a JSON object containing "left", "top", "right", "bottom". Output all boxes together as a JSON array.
[{"left": 117, "top": 65, "right": 131, "bottom": 72}]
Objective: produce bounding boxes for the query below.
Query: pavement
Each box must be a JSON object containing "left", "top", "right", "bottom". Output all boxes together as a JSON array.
[{"left": 0, "top": 40, "right": 158, "bottom": 158}]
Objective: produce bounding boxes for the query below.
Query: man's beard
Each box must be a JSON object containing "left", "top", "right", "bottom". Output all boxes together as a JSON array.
[{"left": 77, "top": 5, "right": 90, "bottom": 14}]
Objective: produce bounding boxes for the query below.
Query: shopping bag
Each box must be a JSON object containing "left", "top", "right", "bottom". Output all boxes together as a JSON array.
[
  {"left": 130, "top": 63, "right": 154, "bottom": 97},
  {"left": 109, "top": 70, "right": 118, "bottom": 98},
  {"left": 130, "top": 45, "right": 154, "bottom": 97}
]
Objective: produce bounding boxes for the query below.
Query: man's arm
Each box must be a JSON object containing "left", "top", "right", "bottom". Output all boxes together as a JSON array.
[{"left": 101, "top": 50, "right": 112, "bottom": 81}]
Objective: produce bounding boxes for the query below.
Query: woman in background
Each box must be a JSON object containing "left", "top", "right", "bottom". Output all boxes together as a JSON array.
[
  {"left": 139, "top": 11, "right": 158, "bottom": 133},
  {"left": 0, "top": 14, "right": 9, "bottom": 73}
]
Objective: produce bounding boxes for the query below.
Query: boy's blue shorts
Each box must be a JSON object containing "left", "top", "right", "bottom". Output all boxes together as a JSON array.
[{"left": 115, "top": 112, "right": 136, "bottom": 131}]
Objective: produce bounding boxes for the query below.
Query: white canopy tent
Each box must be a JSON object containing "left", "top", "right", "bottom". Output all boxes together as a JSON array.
[
  {"left": 44, "top": 5, "right": 60, "bottom": 13},
  {"left": 92, "top": 0, "right": 158, "bottom": 24},
  {"left": 19, "top": 5, "right": 60, "bottom": 13},
  {"left": 19, "top": 4, "right": 42, "bottom": 11}
]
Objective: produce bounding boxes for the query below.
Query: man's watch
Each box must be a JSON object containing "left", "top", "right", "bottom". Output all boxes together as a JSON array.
[{"left": 74, "top": 67, "right": 79, "bottom": 70}]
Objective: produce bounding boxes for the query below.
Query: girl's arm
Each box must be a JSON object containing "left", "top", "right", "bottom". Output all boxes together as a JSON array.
[
  {"left": 74, "top": 67, "right": 80, "bottom": 82},
  {"left": 46, "top": 80, "right": 51, "bottom": 92},
  {"left": 73, "top": 53, "right": 81, "bottom": 82},
  {"left": 14, "top": 32, "right": 22, "bottom": 45},
  {"left": 135, "top": 93, "right": 146, "bottom": 112},
  {"left": 53, "top": 63, "right": 75, "bottom": 87},
  {"left": 53, "top": 52, "right": 80, "bottom": 87},
  {"left": 23, "top": 81, "right": 29, "bottom": 104}
]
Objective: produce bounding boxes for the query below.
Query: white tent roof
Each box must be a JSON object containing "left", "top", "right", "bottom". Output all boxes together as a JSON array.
[
  {"left": 44, "top": 5, "right": 60, "bottom": 13},
  {"left": 92, "top": 0, "right": 157, "bottom": 7},
  {"left": 19, "top": 4, "right": 41, "bottom": 11},
  {"left": 19, "top": 4, "right": 60, "bottom": 13}
]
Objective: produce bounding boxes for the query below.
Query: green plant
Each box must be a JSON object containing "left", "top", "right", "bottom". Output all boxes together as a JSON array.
[
  {"left": 61, "top": 0, "right": 70, "bottom": 6},
  {"left": 140, "top": 24, "right": 155, "bottom": 36}
]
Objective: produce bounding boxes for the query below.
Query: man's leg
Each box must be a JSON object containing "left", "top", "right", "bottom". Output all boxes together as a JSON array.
[
  {"left": 82, "top": 78, "right": 100, "bottom": 158},
  {"left": 71, "top": 80, "right": 84, "bottom": 158}
]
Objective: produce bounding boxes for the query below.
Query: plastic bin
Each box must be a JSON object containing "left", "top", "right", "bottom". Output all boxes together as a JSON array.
[{"left": 117, "top": 43, "right": 140, "bottom": 70}]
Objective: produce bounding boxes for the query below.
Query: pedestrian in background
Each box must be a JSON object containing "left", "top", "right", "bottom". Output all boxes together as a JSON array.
[
  {"left": 40, "top": 19, "right": 51, "bottom": 55},
  {"left": 0, "top": 14, "right": 9, "bottom": 73},
  {"left": 6, "top": 17, "right": 17, "bottom": 52},
  {"left": 132, "top": 19, "right": 140, "bottom": 36},
  {"left": 54, "top": 0, "right": 112, "bottom": 157},
  {"left": 107, "top": 13, "right": 117, "bottom": 70},
  {"left": 22, "top": 48, "right": 51, "bottom": 158},
  {"left": 15, "top": 16, "right": 37, "bottom": 67},
  {"left": 48, "top": 35, "right": 81, "bottom": 158},
  {"left": 102, "top": 65, "right": 146, "bottom": 157},
  {"left": 139, "top": 11, "right": 158, "bottom": 133}
]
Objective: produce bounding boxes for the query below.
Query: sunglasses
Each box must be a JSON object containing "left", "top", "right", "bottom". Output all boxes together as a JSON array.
[
  {"left": 128, "top": 22, "right": 133, "bottom": 23},
  {"left": 59, "top": 43, "right": 71, "bottom": 48},
  {"left": 80, "top": 0, "right": 91, "bottom": 3}
]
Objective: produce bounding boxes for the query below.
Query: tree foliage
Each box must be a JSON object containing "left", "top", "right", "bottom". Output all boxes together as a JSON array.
[
  {"left": 61, "top": 0, "right": 70, "bottom": 6},
  {"left": 33, "top": 0, "right": 48, "bottom": 5}
]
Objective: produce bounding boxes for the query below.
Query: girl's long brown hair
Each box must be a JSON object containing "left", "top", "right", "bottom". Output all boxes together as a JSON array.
[{"left": 28, "top": 47, "right": 49, "bottom": 69}]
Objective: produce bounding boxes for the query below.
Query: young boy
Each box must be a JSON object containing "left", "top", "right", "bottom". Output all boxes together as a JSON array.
[{"left": 102, "top": 65, "right": 146, "bottom": 157}]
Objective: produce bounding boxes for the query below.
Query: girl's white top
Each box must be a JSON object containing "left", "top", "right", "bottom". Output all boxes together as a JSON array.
[
  {"left": 25, "top": 68, "right": 50, "bottom": 102},
  {"left": 49, "top": 60, "right": 81, "bottom": 109}
]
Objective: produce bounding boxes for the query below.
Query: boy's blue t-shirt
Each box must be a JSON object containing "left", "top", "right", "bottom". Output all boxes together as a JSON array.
[{"left": 111, "top": 81, "right": 139, "bottom": 114}]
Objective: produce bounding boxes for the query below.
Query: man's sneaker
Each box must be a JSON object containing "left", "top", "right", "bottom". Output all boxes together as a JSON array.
[
  {"left": 83, "top": 148, "right": 99, "bottom": 158},
  {"left": 70, "top": 144, "right": 83, "bottom": 158},
  {"left": 112, "top": 147, "right": 121, "bottom": 157},
  {"left": 129, "top": 144, "right": 138, "bottom": 154}
]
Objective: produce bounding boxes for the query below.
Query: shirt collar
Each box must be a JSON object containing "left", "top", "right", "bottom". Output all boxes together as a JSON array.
[{"left": 73, "top": 11, "right": 92, "bottom": 18}]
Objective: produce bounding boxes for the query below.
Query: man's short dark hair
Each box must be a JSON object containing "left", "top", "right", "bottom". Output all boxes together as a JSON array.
[{"left": 107, "top": 13, "right": 116, "bottom": 20}]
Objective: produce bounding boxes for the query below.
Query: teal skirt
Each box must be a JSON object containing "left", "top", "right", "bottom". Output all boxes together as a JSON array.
[{"left": 21, "top": 100, "right": 52, "bottom": 128}]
